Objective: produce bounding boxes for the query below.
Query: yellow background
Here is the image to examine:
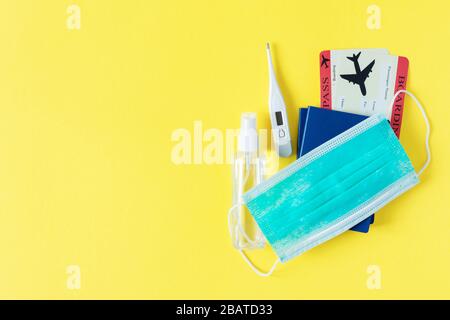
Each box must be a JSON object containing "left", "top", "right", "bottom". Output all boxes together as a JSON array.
[{"left": 0, "top": 0, "right": 448, "bottom": 299}]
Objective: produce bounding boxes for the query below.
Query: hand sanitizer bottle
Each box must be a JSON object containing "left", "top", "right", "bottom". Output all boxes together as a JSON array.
[{"left": 229, "top": 113, "right": 265, "bottom": 249}]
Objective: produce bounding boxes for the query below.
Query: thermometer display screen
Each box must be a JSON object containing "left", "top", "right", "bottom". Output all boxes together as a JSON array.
[{"left": 275, "top": 111, "right": 283, "bottom": 126}]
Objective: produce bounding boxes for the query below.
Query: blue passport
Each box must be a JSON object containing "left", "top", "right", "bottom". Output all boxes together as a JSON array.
[{"left": 297, "top": 106, "right": 374, "bottom": 233}]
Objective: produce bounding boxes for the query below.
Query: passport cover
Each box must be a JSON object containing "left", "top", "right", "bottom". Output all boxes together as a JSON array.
[{"left": 297, "top": 106, "right": 374, "bottom": 233}]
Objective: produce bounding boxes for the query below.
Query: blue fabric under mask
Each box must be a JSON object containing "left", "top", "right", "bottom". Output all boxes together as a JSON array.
[{"left": 242, "top": 114, "right": 419, "bottom": 263}]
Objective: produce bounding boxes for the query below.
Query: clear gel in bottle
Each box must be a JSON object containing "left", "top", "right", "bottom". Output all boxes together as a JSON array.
[{"left": 229, "top": 113, "right": 265, "bottom": 249}]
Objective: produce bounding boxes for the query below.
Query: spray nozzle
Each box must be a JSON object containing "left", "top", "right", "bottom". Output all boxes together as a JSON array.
[{"left": 238, "top": 113, "right": 258, "bottom": 153}]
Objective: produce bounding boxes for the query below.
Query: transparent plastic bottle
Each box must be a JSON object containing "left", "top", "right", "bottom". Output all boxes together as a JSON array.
[{"left": 229, "top": 113, "right": 265, "bottom": 249}]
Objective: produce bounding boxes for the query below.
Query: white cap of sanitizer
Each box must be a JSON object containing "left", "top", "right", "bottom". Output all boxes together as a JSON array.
[{"left": 238, "top": 113, "right": 258, "bottom": 153}]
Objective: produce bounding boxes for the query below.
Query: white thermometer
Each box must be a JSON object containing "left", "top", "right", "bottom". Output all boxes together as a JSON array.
[{"left": 266, "top": 43, "right": 292, "bottom": 157}]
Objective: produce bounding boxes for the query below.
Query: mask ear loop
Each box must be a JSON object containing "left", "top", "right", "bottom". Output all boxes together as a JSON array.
[
  {"left": 389, "top": 90, "right": 431, "bottom": 176},
  {"left": 228, "top": 156, "right": 280, "bottom": 276},
  {"left": 238, "top": 249, "right": 279, "bottom": 277},
  {"left": 228, "top": 159, "right": 263, "bottom": 246},
  {"left": 227, "top": 203, "right": 280, "bottom": 276}
]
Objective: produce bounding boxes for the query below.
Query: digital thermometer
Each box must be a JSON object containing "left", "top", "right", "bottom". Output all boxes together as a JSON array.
[{"left": 266, "top": 43, "right": 292, "bottom": 157}]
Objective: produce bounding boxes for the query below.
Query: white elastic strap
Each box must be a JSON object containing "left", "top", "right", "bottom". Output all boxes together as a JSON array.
[
  {"left": 228, "top": 158, "right": 263, "bottom": 246},
  {"left": 238, "top": 250, "right": 279, "bottom": 277},
  {"left": 228, "top": 203, "right": 279, "bottom": 276},
  {"left": 228, "top": 204, "right": 260, "bottom": 246},
  {"left": 389, "top": 89, "right": 431, "bottom": 176}
]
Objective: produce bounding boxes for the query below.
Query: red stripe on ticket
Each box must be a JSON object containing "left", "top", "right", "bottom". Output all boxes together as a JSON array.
[
  {"left": 390, "top": 56, "right": 409, "bottom": 138},
  {"left": 320, "top": 50, "right": 332, "bottom": 109}
]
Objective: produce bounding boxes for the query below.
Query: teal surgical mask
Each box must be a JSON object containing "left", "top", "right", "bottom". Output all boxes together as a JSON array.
[{"left": 233, "top": 90, "right": 431, "bottom": 276}]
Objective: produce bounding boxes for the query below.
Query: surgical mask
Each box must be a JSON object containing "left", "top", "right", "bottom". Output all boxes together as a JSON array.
[{"left": 231, "top": 90, "right": 431, "bottom": 276}]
